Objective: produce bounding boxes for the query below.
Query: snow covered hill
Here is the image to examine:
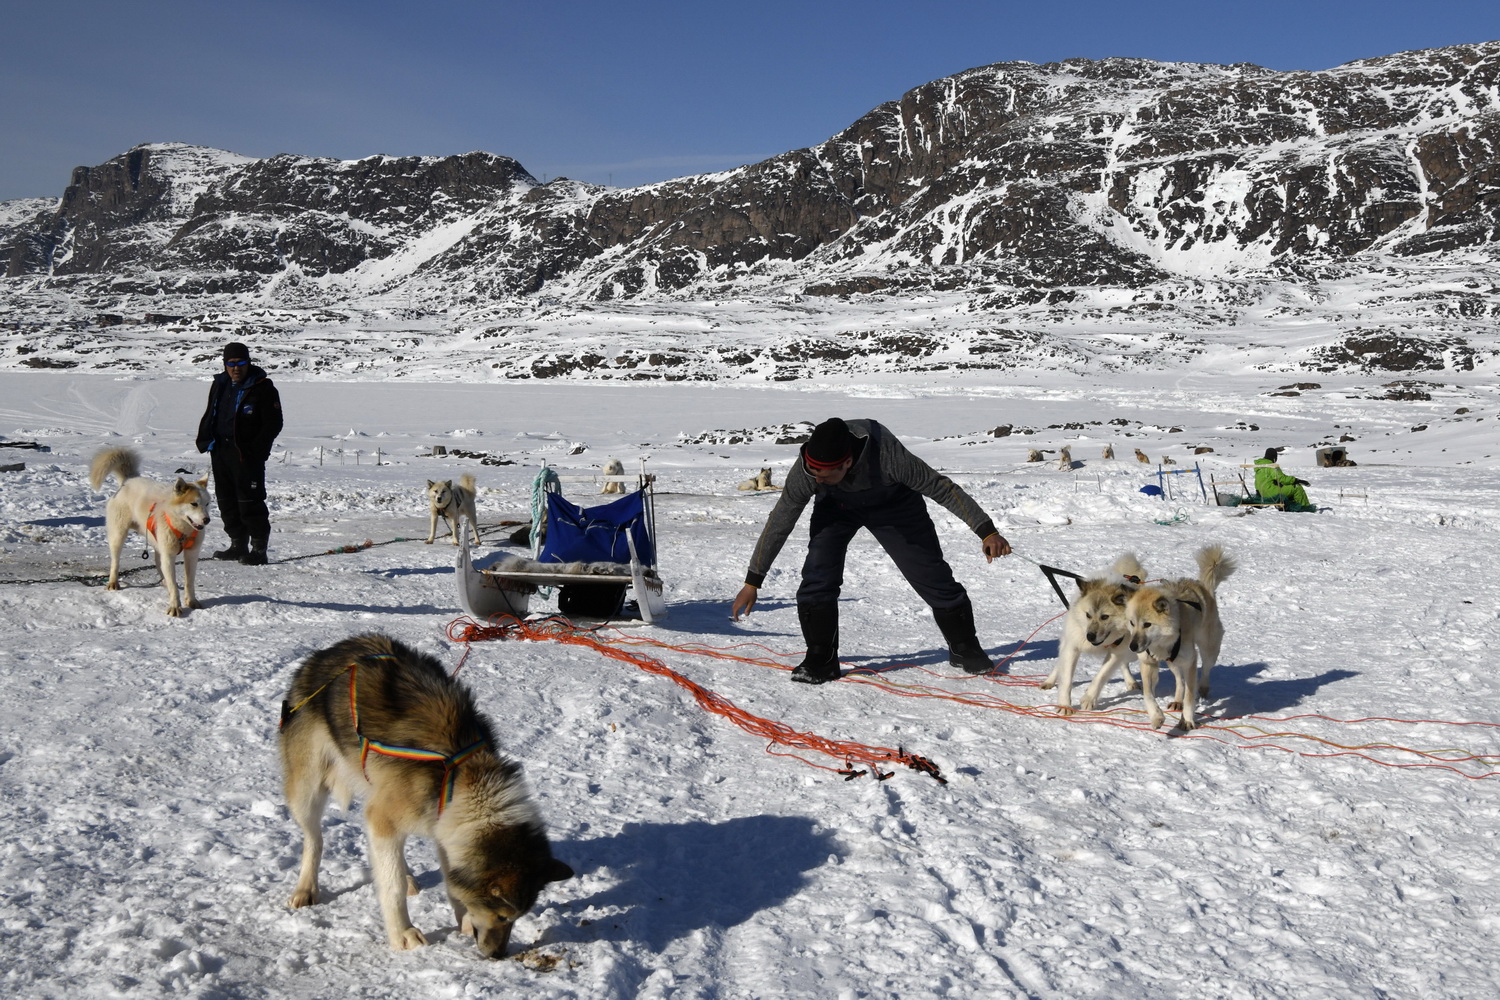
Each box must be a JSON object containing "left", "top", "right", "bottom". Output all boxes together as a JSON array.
[{"left": 2, "top": 43, "right": 1499, "bottom": 383}]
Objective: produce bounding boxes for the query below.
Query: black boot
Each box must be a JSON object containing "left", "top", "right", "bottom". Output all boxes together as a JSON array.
[
  {"left": 213, "top": 536, "right": 248, "bottom": 561},
  {"left": 933, "top": 598, "right": 995, "bottom": 675},
  {"left": 790, "top": 602, "right": 841, "bottom": 684},
  {"left": 242, "top": 536, "right": 269, "bottom": 566}
]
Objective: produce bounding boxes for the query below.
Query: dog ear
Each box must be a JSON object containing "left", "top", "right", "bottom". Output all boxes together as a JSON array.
[
  {"left": 195, "top": 474, "right": 209, "bottom": 487},
  {"left": 1153, "top": 596, "right": 1170, "bottom": 614},
  {"left": 1180, "top": 599, "right": 1203, "bottom": 612},
  {"left": 1077, "top": 578, "right": 1098, "bottom": 595},
  {"left": 173, "top": 478, "right": 193, "bottom": 494},
  {"left": 426, "top": 480, "right": 436, "bottom": 489},
  {"left": 1111, "top": 592, "right": 1128, "bottom": 607}
]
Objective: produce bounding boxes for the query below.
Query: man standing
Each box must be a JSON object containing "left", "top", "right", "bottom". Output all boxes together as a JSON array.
[
  {"left": 730, "top": 417, "right": 1011, "bottom": 684},
  {"left": 196, "top": 342, "right": 283, "bottom": 565}
]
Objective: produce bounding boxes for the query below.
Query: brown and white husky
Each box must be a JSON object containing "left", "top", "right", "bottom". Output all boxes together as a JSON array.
[{"left": 278, "top": 634, "right": 573, "bottom": 957}]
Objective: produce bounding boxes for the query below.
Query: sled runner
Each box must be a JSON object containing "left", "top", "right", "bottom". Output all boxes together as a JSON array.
[{"left": 456, "top": 461, "right": 668, "bottom": 624}]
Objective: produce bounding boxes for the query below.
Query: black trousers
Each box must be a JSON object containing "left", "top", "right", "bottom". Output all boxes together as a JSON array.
[
  {"left": 796, "top": 484, "right": 967, "bottom": 610},
  {"left": 210, "top": 446, "right": 271, "bottom": 543}
]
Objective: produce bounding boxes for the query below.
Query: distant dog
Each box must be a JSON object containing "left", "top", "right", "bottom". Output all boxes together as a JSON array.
[
  {"left": 1102, "top": 444, "right": 1115, "bottom": 460},
  {"left": 1056, "top": 446, "right": 1074, "bottom": 471},
  {"left": 426, "top": 475, "right": 480, "bottom": 546},
  {"left": 89, "top": 447, "right": 210, "bottom": 617},
  {"left": 1125, "top": 545, "right": 1237, "bottom": 730},
  {"left": 737, "top": 468, "right": 776, "bottom": 491},
  {"left": 600, "top": 458, "right": 626, "bottom": 494},
  {"left": 1027, "top": 449, "right": 1045, "bottom": 463},
  {"left": 1039, "top": 553, "right": 1146, "bottom": 715},
  {"left": 279, "top": 634, "right": 574, "bottom": 957},
  {"left": 1134, "top": 448, "right": 1150, "bottom": 464}
]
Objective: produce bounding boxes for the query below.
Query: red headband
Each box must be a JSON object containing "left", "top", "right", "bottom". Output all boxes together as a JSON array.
[{"left": 803, "top": 449, "right": 851, "bottom": 471}]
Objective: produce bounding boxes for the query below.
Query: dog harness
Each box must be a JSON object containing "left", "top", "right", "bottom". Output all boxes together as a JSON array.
[
  {"left": 146, "top": 503, "right": 200, "bottom": 550},
  {"left": 279, "top": 654, "right": 488, "bottom": 816}
]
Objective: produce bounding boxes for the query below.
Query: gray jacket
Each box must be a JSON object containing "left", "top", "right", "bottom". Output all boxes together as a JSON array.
[{"left": 744, "top": 419, "right": 997, "bottom": 586}]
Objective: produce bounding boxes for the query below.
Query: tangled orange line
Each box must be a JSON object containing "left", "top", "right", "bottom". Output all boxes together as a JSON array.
[
  {"left": 449, "top": 614, "right": 1500, "bottom": 782},
  {"left": 446, "top": 615, "right": 948, "bottom": 784}
]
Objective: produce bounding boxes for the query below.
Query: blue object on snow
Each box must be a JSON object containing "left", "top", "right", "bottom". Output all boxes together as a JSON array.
[
  {"left": 539, "top": 489, "right": 655, "bottom": 566},
  {"left": 1139, "top": 484, "right": 1164, "bottom": 496}
]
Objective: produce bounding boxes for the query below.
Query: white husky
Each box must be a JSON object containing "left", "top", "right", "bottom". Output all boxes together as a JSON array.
[
  {"left": 426, "top": 475, "right": 480, "bottom": 546},
  {"left": 1125, "top": 545, "right": 1237, "bottom": 730},
  {"left": 1039, "top": 553, "right": 1145, "bottom": 715},
  {"left": 89, "top": 447, "right": 211, "bottom": 617}
]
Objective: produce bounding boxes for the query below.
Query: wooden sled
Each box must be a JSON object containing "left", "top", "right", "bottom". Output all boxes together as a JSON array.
[{"left": 455, "top": 462, "right": 668, "bottom": 624}]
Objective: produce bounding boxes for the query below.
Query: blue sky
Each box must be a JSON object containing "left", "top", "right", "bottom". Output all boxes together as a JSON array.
[{"left": 1, "top": 0, "right": 1497, "bottom": 201}]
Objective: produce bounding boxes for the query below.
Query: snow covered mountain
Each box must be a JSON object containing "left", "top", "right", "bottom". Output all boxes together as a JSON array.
[{"left": 2, "top": 42, "right": 1498, "bottom": 382}]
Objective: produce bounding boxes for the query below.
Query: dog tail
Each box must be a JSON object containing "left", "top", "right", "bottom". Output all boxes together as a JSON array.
[
  {"left": 459, "top": 473, "right": 476, "bottom": 493},
  {"left": 1110, "top": 551, "right": 1146, "bottom": 586},
  {"left": 1195, "top": 544, "right": 1237, "bottom": 592},
  {"left": 89, "top": 447, "right": 140, "bottom": 491}
]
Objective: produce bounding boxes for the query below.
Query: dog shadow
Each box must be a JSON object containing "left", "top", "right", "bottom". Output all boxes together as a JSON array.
[
  {"left": 1079, "top": 662, "right": 1360, "bottom": 719},
  {"left": 544, "top": 815, "right": 837, "bottom": 952},
  {"left": 28, "top": 515, "right": 105, "bottom": 528},
  {"left": 1203, "top": 663, "right": 1361, "bottom": 718}
]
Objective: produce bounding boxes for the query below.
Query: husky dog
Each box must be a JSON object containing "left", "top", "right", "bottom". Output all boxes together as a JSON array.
[
  {"left": 279, "top": 634, "right": 574, "bottom": 957},
  {"left": 426, "top": 474, "right": 480, "bottom": 546},
  {"left": 1027, "top": 449, "right": 1045, "bottom": 463},
  {"left": 1056, "top": 446, "right": 1074, "bottom": 471},
  {"left": 89, "top": 447, "right": 211, "bottom": 617},
  {"left": 1102, "top": 444, "right": 1115, "bottom": 460},
  {"left": 1134, "top": 448, "right": 1150, "bottom": 464},
  {"left": 1039, "top": 553, "right": 1145, "bottom": 715},
  {"left": 737, "top": 468, "right": 775, "bottom": 491},
  {"left": 600, "top": 458, "right": 626, "bottom": 494},
  {"left": 1125, "top": 545, "right": 1237, "bottom": 730}
]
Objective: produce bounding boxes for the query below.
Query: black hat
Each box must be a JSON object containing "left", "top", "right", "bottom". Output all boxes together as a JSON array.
[
  {"left": 1263, "top": 447, "right": 1279, "bottom": 461},
  {"left": 804, "top": 418, "right": 854, "bottom": 470},
  {"left": 223, "top": 342, "right": 250, "bottom": 362}
]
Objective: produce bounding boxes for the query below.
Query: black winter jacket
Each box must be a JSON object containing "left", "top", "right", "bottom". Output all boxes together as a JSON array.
[{"left": 195, "top": 366, "right": 284, "bottom": 462}]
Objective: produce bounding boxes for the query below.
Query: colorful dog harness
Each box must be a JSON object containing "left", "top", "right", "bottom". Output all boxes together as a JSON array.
[
  {"left": 146, "top": 503, "right": 200, "bottom": 550},
  {"left": 280, "top": 654, "right": 486, "bottom": 816}
]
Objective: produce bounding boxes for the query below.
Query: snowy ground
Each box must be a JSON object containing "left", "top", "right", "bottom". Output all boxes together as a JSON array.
[{"left": 2, "top": 369, "right": 1499, "bottom": 1000}]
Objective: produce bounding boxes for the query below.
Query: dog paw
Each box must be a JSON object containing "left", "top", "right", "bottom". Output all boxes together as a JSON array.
[
  {"left": 187, "top": 599, "right": 203, "bottom": 610},
  {"left": 1179, "top": 716, "right": 1198, "bottom": 731},
  {"left": 106, "top": 581, "right": 121, "bottom": 591},
  {"left": 1055, "top": 705, "right": 1076, "bottom": 717},
  {"left": 424, "top": 539, "right": 434, "bottom": 545},
  {"left": 392, "top": 927, "right": 428, "bottom": 951},
  {"left": 1148, "top": 713, "right": 1165, "bottom": 730},
  {"left": 166, "top": 606, "right": 183, "bottom": 618},
  {"left": 1122, "top": 677, "right": 1140, "bottom": 692},
  {"left": 288, "top": 888, "right": 318, "bottom": 909},
  {"left": 1166, "top": 699, "right": 1183, "bottom": 712},
  {"left": 1037, "top": 679, "right": 1055, "bottom": 690}
]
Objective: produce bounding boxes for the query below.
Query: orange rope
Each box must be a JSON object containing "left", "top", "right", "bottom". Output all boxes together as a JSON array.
[
  {"left": 446, "top": 615, "right": 948, "bottom": 784},
  {"left": 445, "top": 613, "right": 1500, "bottom": 782}
]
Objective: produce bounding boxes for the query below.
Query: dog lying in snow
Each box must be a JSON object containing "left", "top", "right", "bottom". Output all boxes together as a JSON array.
[
  {"left": 737, "top": 468, "right": 776, "bottom": 491},
  {"left": 89, "top": 446, "right": 211, "bottom": 617},
  {"left": 600, "top": 458, "right": 626, "bottom": 494}
]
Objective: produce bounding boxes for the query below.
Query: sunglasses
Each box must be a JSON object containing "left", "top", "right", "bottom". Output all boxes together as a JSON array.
[{"left": 224, "top": 359, "right": 249, "bottom": 367}]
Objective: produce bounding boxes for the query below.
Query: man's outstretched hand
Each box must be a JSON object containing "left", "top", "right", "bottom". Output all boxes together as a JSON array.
[{"left": 731, "top": 584, "right": 759, "bottom": 621}]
